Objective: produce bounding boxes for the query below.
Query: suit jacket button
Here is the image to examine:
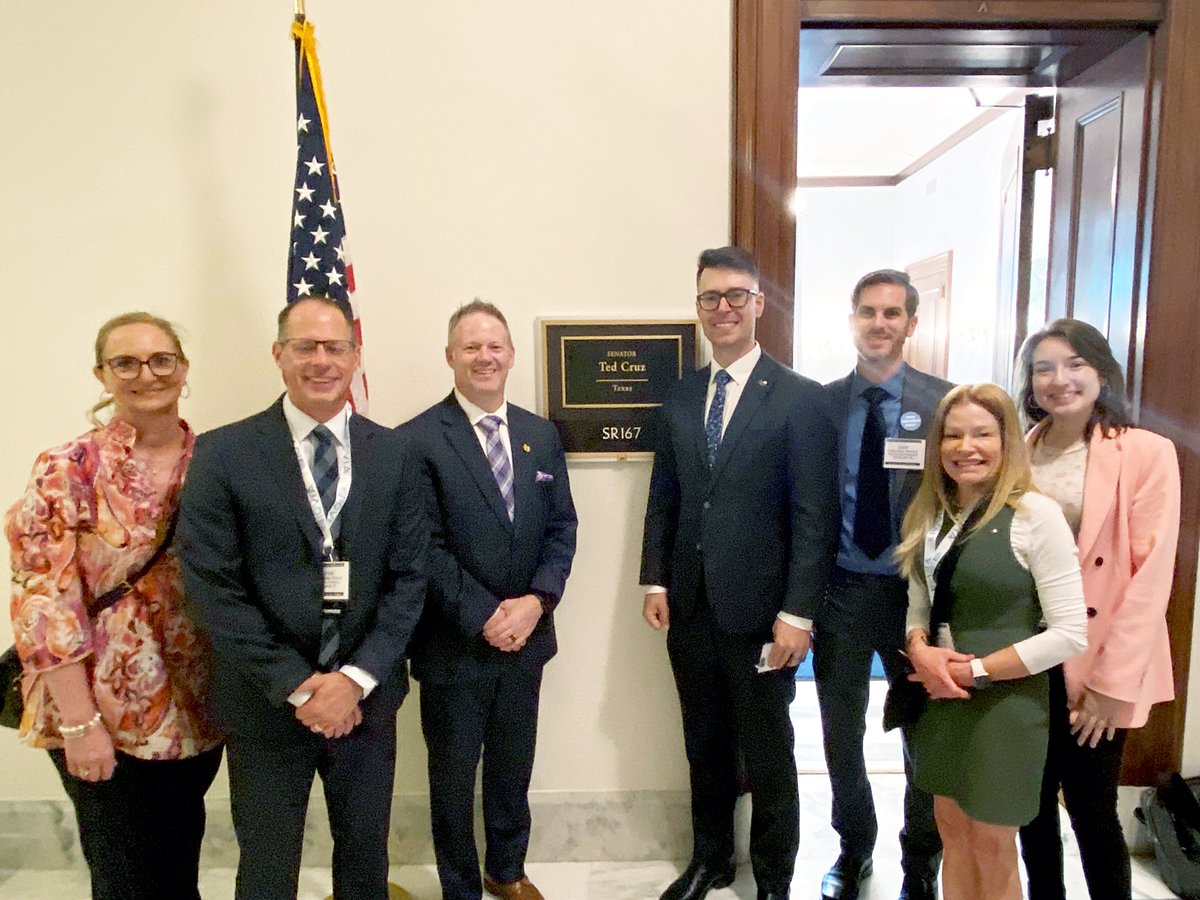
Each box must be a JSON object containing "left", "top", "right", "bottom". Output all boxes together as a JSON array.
[
  {"left": 703, "top": 501, "right": 711, "bottom": 510},
  {"left": 1086, "top": 606, "right": 1098, "bottom": 618},
  {"left": 1095, "top": 557, "right": 1104, "bottom": 566},
  {"left": 695, "top": 543, "right": 702, "bottom": 552}
]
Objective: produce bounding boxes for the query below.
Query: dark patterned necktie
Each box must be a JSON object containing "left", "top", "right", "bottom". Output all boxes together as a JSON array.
[
  {"left": 310, "top": 425, "right": 338, "bottom": 514},
  {"left": 479, "top": 415, "right": 515, "bottom": 521},
  {"left": 705, "top": 370, "right": 732, "bottom": 467},
  {"left": 311, "top": 424, "right": 341, "bottom": 670},
  {"left": 854, "top": 385, "right": 892, "bottom": 559}
]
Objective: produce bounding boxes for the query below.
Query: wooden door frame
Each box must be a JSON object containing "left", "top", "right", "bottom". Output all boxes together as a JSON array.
[{"left": 733, "top": 0, "right": 1200, "bottom": 781}]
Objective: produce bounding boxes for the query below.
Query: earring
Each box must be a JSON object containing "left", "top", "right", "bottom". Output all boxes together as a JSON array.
[{"left": 181, "top": 383, "right": 191, "bottom": 399}]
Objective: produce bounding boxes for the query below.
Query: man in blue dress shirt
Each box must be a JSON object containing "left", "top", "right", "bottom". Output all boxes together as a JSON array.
[{"left": 816, "top": 270, "right": 952, "bottom": 900}]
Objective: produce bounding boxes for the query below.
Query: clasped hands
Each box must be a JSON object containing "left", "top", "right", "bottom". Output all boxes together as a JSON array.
[
  {"left": 907, "top": 640, "right": 975, "bottom": 700},
  {"left": 482, "top": 594, "right": 543, "bottom": 652},
  {"left": 293, "top": 671, "right": 364, "bottom": 738}
]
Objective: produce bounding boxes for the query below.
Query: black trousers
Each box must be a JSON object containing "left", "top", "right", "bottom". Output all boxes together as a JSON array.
[
  {"left": 666, "top": 597, "right": 799, "bottom": 894},
  {"left": 1019, "top": 666, "right": 1131, "bottom": 900},
  {"left": 225, "top": 714, "right": 397, "bottom": 900},
  {"left": 420, "top": 664, "right": 543, "bottom": 900},
  {"left": 813, "top": 569, "right": 941, "bottom": 878},
  {"left": 50, "top": 745, "right": 223, "bottom": 900}
]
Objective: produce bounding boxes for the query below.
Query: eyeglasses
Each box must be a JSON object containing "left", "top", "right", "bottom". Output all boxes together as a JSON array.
[
  {"left": 279, "top": 338, "right": 357, "bottom": 359},
  {"left": 696, "top": 288, "right": 759, "bottom": 311},
  {"left": 103, "top": 352, "right": 183, "bottom": 379}
]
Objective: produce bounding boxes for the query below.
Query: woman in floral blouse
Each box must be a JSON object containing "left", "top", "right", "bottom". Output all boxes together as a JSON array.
[{"left": 6, "top": 311, "right": 223, "bottom": 900}]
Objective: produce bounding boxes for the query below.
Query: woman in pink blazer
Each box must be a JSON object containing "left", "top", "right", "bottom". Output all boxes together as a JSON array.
[{"left": 1014, "top": 318, "right": 1180, "bottom": 900}]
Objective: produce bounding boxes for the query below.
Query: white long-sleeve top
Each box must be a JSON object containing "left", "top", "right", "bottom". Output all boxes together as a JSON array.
[{"left": 906, "top": 491, "right": 1088, "bottom": 675}]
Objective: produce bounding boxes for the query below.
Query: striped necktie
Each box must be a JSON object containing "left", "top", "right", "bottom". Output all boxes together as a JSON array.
[{"left": 479, "top": 415, "right": 515, "bottom": 521}]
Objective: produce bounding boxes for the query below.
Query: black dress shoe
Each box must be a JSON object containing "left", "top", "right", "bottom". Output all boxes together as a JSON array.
[
  {"left": 820, "top": 854, "right": 873, "bottom": 900},
  {"left": 660, "top": 859, "right": 736, "bottom": 900},
  {"left": 898, "top": 872, "right": 938, "bottom": 900}
]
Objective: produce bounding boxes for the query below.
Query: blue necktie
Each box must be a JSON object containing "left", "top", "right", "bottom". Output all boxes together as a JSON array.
[
  {"left": 479, "top": 415, "right": 515, "bottom": 521},
  {"left": 705, "top": 370, "right": 732, "bottom": 467},
  {"left": 310, "top": 425, "right": 338, "bottom": 514}
]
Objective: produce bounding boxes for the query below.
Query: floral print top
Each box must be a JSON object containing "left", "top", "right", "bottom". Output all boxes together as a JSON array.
[{"left": 6, "top": 419, "right": 222, "bottom": 759}]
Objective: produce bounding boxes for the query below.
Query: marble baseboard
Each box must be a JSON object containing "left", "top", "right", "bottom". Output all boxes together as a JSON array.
[
  {"left": 0, "top": 784, "right": 1153, "bottom": 872},
  {"left": 0, "top": 790, "right": 710, "bottom": 871}
]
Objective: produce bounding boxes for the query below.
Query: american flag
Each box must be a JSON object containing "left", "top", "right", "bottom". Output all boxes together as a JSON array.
[{"left": 286, "top": 17, "right": 368, "bottom": 411}]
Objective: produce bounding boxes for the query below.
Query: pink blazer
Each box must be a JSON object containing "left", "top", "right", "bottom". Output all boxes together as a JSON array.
[{"left": 1029, "top": 422, "right": 1181, "bottom": 728}]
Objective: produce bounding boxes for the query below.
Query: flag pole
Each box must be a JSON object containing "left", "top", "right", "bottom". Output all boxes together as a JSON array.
[{"left": 294, "top": 0, "right": 305, "bottom": 23}]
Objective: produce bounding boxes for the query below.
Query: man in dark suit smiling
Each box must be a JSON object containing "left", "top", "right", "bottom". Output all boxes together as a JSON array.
[
  {"left": 402, "top": 300, "right": 577, "bottom": 900},
  {"left": 641, "top": 247, "right": 839, "bottom": 900},
  {"left": 179, "top": 295, "right": 427, "bottom": 900}
]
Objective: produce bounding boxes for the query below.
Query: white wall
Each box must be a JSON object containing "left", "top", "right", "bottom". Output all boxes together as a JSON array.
[
  {"left": 794, "top": 112, "right": 1021, "bottom": 386},
  {"left": 794, "top": 187, "right": 896, "bottom": 382},
  {"left": 890, "top": 113, "right": 1021, "bottom": 384},
  {"left": 0, "top": 1, "right": 731, "bottom": 800}
]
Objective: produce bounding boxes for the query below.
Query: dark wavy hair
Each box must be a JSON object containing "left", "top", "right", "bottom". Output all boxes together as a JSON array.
[{"left": 1014, "top": 318, "right": 1133, "bottom": 436}]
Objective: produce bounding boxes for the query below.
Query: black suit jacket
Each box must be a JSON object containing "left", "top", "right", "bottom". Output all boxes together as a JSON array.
[
  {"left": 400, "top": 394, "right": 578, "bottom": 685},
  {"left": 178, "top": 398, "right": 427, "bottom": 738},
  {"left": 640, "top": 351, "right": 840, "bottom": 634},
  {"left": 824, "top": 364, "right": 953, "bottom": 540}
]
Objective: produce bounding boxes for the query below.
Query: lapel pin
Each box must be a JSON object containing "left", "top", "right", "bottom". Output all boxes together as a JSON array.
[
  {"left": 522, "top": 443, "right": 531, "bottom": 453},
  {"left": 758, "top": 379, "right": 768, "bottom": 386}
]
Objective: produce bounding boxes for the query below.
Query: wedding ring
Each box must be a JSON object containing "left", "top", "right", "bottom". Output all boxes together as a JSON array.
[
  {"left": 80, "top": 769, "right": 91, "bottom": 777},
  {"left": 509, "top": 634, "right": 518, "bottom": 643}
]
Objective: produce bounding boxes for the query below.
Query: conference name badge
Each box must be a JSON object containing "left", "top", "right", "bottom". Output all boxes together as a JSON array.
[
  {"left": 322, "top": 560, "right": 351, "bottom": 607},
  {"left": 883, "top": 437, "right": 925, "bottom": 470}
]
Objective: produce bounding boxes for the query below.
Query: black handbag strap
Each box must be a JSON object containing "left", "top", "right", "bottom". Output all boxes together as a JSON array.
[{"left": 88, "top": 513, "right": 179, "bottom": 617}]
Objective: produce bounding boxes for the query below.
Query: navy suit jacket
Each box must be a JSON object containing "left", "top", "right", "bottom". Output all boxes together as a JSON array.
[
  {"left": 640, "top": 351, "right": 840, "bottom": 635},
  {"left": 178, "top": 397, "right": 427, "bottom": 738},
  {"left": 823, "top": 364, "right": 953, "bottom": 541},
  {"left": 401, "top": 394, "right": 578, "bottom": 684}
]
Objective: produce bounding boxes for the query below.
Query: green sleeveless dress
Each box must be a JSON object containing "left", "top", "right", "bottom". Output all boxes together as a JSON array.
[{"left": 909, "top": 504, "right": 1050, "bottom": 827}]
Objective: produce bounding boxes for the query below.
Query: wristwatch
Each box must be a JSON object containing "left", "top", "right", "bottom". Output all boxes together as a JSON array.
[{"left": 970, "top": 657, "right": 991, "bottom": 690}]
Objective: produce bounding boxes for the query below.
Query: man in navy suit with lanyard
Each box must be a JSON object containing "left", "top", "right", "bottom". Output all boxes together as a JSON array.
[
  {"left": 641, "top": 247, "right": 840, "bottom": 900},
  {"left": 180, "top": 295, "right": 427, "bottom": 900},
  {"left": 815, "top": 270, "right": 951, "bottom": 900},
  {"left": 402, "top": 300, "right": 577, "bottom": 900}
]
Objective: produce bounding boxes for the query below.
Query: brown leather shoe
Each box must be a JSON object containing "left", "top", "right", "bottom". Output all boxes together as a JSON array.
[{"left": 483, "top": 874, "right": 545, "bottom": 900}]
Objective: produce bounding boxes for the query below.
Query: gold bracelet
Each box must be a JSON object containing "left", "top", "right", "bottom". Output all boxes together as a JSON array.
[{"left": 59, "top": 711, "right": 102, "bottom": 739}]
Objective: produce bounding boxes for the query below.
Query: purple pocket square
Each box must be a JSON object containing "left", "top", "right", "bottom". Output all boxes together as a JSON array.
[{"left": 536, "top": 470, "right": 554, "bottom": 483}]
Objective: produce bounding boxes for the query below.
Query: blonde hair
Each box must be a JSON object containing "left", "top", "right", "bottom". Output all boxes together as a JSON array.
[
  {"left": 895, "top": 383, "right": 1033, "bottom": 580},
  {"left": 89, "top": 312, "right": 187, "bottom": 426}
]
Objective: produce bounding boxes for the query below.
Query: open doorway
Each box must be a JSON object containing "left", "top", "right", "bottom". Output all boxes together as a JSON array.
[{"left": 787, "top": 23, "right": 1157, "bottom": 778}]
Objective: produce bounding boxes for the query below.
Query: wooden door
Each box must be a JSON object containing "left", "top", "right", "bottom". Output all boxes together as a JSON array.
[
  {"left": 904, "top": 251, "right": 953, "bottom": 380},
  {"left": 1045, "top": 33, "right": 1151, "bottom": 403}
]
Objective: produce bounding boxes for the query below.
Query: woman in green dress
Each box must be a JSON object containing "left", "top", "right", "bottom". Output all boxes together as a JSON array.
[{"left": 894, "top": 384, "right": 1087, "bottom": 900}]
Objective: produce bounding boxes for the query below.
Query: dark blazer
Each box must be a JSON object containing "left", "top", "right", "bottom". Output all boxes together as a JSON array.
[
  {"left": 401, "top": 394, "right": 578, "bottom": 685},
  {"left": 178, "top": 397, "right": 427, "bottom": 738},
  {"left": 823, "top": 363, "right": 952, "bottom": 539},
  {"left": 640, "top": 351, "right": 839, "bottom": 634}
]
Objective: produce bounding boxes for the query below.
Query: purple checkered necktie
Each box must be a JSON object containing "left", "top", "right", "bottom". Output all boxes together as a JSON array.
[
  {"left": 310, "top": 424, "right": 339, "bottom": 515},
  {"left": 479, "top": 415, "right": 514, "bottom": 521}
]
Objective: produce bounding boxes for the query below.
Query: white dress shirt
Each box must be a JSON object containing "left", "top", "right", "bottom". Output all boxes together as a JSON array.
[
  {"left": 281, "top": 395, "right": 376, "bottom": 704},
  {"left": 454, "top": 388, "right": 513, "bottom": 462}
]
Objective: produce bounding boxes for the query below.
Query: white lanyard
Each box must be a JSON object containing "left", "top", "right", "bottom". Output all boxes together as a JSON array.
[
  {"left": 293, "top": 431, "right": 352, "bottom": 560},
  {"left": 921, "top": 503, "right": 977, "bottom": 599}
]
